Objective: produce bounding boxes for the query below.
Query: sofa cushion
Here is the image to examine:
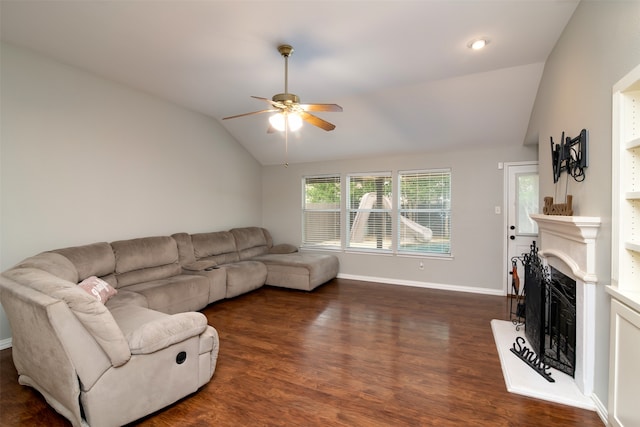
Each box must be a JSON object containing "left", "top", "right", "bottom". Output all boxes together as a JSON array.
[
  {"left": 171, "top": 232, "right": 197, "bottom": 265},
  {"left": 53, "top": 242, "right": 116, "bottom": 282},
  {"left": 105, "top": 289, "right": 149, "bottom": 309},
  {"left": 112, "top": 236, "right": 179, "bottom": 274},
  {"left": 116, "top": 264, "right": 182, "bottom": 288},
  {"left": 220, "top": 261, "right": 267, "bottom": 298},
  {"left": 252, "top": 252, "right": 340, "bottom": 291},
  {"left": 112, "top": 236, "right": 181, "bottom": 287},
  {"left": 230, "top": 227, "right": 270, "bottom": 260},
  {"left": 78, "top": 276, "right": 117, "bottom": 304},
  {"left": 191, "top": 231, "right": 240, "bottom": 265},
  {"left": 13, "top": 252, "right": 78, "bottom": 284},
  {"left": 121, "top": 275, "right": 210, "bottom": 314}
]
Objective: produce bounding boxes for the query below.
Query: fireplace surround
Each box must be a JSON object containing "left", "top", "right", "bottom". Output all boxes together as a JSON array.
[{"left": 529, "top": 214, "right": 601, "bottom": 396}]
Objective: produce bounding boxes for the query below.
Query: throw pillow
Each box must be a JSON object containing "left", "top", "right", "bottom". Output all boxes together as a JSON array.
[{"left": 78, "top": 276, "right": 117, "bottom": 304}]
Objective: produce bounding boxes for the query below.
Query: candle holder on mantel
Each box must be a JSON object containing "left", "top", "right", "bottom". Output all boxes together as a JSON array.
[{"left": 543, "top": 195, "right": 573, "bottom": 216}]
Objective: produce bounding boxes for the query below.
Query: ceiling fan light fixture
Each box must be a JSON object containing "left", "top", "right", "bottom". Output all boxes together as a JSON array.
[
  {"left": 287, "top": 113, "right": 303, "bottom": 131},
  {"left": 269, "top": 112, "right": 303, "bottom": 132}
]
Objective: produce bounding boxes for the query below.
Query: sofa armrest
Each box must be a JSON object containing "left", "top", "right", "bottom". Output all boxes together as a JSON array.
[
  {"left": 182, "top": 260, "right": 218, "bottom": 272},
  {"left": 126, "top": 312, "right": 208, "bottom": 355},
  {"left": 269, "top": 243, "right": 298, "bottom": 254}
]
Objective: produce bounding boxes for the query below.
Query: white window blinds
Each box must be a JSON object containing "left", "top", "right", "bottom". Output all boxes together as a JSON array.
[
  {"left": 347, "top": 173, "right": 393, "bottom": 251},
  {"left": 302, "top": 175, "right": 341, "bottom": 248},
  {"left": 398, "top": 170, "right": 451, "bottom": 255}
]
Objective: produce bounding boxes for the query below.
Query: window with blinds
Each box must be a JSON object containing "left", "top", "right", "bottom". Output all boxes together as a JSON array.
[
  {"left": 302, "top": 175, "right": 341, "bottom": 248},
  {"left": 398, "top": 169, "right": 451, "bottom": 255},
  {"left": 347, "top": 173, "right": 393, "bottom": 251}
]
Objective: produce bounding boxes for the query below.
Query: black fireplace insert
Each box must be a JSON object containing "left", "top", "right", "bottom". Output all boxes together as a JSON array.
[{"left": 524, "top": 241, "right": 576, "bottom": 377}]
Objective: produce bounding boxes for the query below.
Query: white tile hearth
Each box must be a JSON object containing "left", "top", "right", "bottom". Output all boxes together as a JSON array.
[{"left": 491, "top": 319, "right": 595, "bottom": 411}]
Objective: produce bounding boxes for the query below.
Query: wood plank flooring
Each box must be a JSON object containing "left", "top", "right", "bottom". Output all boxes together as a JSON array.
[{"left": 0, "top": 278, "right": 604, "bottom": 426}]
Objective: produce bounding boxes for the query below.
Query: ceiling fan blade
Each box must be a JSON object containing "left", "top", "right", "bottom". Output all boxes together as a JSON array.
[
  {"left": 300, "top": 111, "right": 336, "bottom": 131},
  {"left": 251, "top": 96, "right": 286, "bottom": 109},
  {"left": 251, "top": 95, "right": 274, "bottom": 104},
  {"left": 222, "top": 109, "right": 278, "bottom": 120},
  {"left": 300, "top": 103, "right": 343, "bottom": 113}
]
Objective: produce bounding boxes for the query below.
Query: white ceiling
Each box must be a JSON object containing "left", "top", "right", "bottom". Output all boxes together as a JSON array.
[{"left": 0, "top": 0, "right": 579, "bottom": 165}]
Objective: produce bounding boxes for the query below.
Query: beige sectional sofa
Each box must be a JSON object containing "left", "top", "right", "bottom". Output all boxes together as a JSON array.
[{"left": 0, "top": 227, "right": 339, "bottom": 427}]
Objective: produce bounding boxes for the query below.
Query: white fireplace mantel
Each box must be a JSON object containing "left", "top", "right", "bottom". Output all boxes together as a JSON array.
[
  {"left": 530, "top": 214, "right": 602, "bottom": 283},
  {"left": 530, "top": 213, "right": 602, "bottom": 397}
]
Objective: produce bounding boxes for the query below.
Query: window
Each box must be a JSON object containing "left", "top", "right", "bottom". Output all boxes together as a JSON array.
[
  {"left": 302, "top": 175, "right": 341, "bottom": 248},
  {"left": 301, "top": 170, "right": 452, "bottom": 257},
  {"left": 516, "top": 172, "right": 539, "bottom": 235},
  {"left": 347, "top": 173, "right": 393, "bottom": 251},
  {"left": 398, "top": 170, "right": 451, "bottom": 255}
]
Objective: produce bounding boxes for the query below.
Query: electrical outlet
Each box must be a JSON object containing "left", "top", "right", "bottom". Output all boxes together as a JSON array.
[{"left": 419, "top": 261, "right": 424, "bottom": 270}]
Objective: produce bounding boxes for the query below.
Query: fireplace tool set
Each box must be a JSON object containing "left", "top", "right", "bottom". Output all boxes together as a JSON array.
[{"left": 508, "top": 255, "right": 527, "bottom": 330}]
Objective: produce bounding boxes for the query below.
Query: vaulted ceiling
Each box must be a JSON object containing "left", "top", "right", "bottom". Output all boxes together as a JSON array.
[{"left": 0, "top": 1, "right": 579, "bottom": 165}]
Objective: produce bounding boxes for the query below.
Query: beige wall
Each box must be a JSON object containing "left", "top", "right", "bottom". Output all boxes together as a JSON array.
[
  {"left": 0, "top": 43, "right": 263, "bottom": 342},
  {"left": 263, "top": 144, "right": 537, "bottom": 293},
  {"left": 525, "top": 0, "right": 640, "bottom": 411}
]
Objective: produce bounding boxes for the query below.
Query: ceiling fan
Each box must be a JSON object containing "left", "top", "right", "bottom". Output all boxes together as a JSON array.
[{"left": 223, "top": 44, "right": 342, "bottom": 132}]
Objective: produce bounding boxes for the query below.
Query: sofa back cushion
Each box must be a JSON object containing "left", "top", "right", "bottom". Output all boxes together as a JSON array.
[
  {"left": 171, "top": 232, "right": 197, "bottom": 265},
  {"left": 111, "top": 236, "right": 181, "bottom": 287},
  {"left": 13, "top": 251, "right": 79, "bottom": 284},
  {"left": 230, "top": 227, "right": 270, "bottom": 260},
  {"left": 191, "top": 231, "right": 240, "bottom": 265},
  {"left": 53, "top": 242, "right": 116, "bottom": 286}
]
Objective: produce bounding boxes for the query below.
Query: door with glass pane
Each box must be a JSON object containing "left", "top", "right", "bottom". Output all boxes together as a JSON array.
[{"left": 506, "top": 163, "right": 539, "bottom": 295}]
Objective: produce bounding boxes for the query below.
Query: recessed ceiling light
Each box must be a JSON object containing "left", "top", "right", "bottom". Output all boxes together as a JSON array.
[{"left": 468, "top": 38, "right": 490, "bottom": 50}]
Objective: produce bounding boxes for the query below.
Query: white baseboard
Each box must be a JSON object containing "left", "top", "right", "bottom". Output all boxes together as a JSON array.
[
  {"left": 591, "top": 392, "right": 608, "bottom": 426},
  {"left": 0, "top": 337, "right": 12, "bottom": 350},
  {"left": 336, "top": 273, "right": 504, "bottom": 296}
]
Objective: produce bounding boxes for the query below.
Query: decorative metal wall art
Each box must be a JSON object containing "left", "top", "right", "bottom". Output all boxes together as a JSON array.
[{"left": 550, "top": 129, "right": 588, "bottom": 183}]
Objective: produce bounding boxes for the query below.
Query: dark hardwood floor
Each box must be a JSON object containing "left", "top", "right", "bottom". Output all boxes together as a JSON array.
[{"left": 0, "top": 278, "right": 604, "bottom": 426}]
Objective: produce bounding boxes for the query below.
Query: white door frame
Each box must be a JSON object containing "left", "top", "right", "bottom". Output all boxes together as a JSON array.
[{"left": 501, "top": 160, "right": 539, "bottom": 295}]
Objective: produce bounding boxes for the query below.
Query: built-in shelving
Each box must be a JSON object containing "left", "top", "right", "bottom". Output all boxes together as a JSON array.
[
  {"left": 626, "top": 136, "right": 640, "bottom": 150},
  {"left": 610, "top": 65, "right": 640, "bottom": 297},
  {"left": 607, "top": 64, "right": 640, "bottom": 427}
]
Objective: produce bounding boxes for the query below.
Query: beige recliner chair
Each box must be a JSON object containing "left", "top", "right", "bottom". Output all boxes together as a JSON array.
[{"left": 0, "top": 251, "right": 219, "bottom": 427}]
